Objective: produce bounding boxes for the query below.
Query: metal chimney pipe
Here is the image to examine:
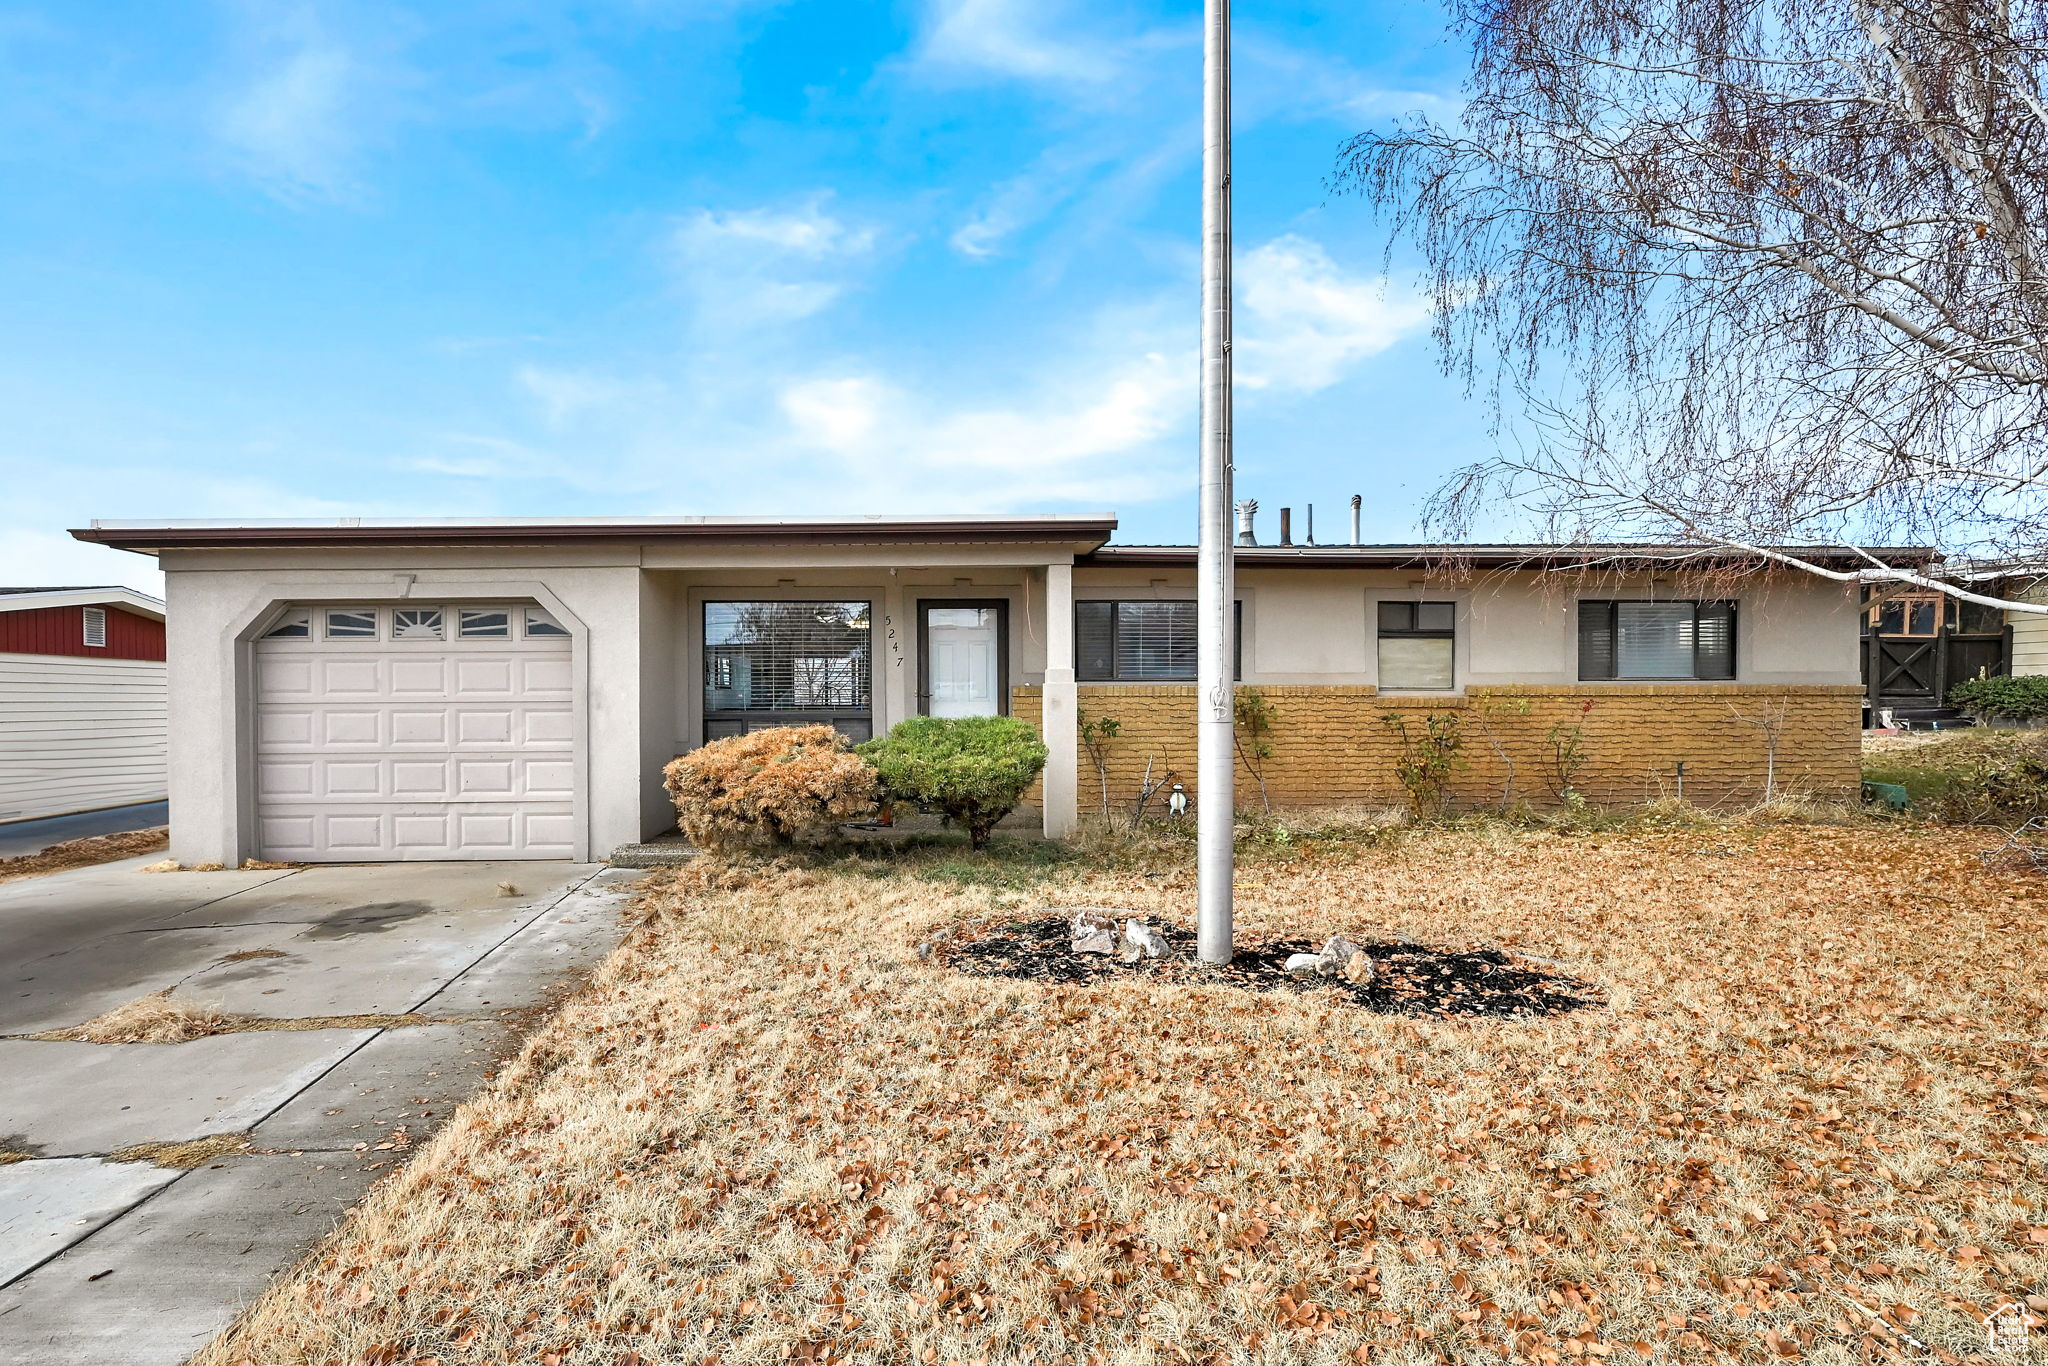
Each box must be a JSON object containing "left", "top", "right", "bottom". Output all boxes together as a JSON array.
[
  {"left": 1235, "top": 499, "right": 1258, "bottom": 545},
  {"left": 1349, "top": 494, "right": 1361, "bottom": 546},
  {"left": 1305, "top": 503, "right": 1315, "bottom": 545},
  {"left": 1279, "top": 507, "right": 1292, "bottom": 546}
]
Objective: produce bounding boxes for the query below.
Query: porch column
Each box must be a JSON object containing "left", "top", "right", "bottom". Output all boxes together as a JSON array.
[{"left": 1041, "top": 562, "right": 1079, "bottom": 838}]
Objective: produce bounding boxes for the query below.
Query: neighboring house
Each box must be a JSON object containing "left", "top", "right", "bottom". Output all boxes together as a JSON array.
[
  {"left": 0, "top": 585, "right": 168, "bottom": 823},
  {"left": 70, "top": 516, "right": 1882, "bottom": 865}
]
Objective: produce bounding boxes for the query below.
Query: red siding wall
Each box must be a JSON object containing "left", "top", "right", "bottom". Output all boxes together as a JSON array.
[{"left": 0, "top": 605, "right": 165, "bottom": 660}]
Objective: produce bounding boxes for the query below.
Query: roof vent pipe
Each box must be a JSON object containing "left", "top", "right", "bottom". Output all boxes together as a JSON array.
[
  {"left": 1279, "top": 507, "right": 1292, "bottom": 546},
  {"left": 1349, "top": 494, "right": 1361, "bottom": 546},
  {"left": 1305, "top": 503, "right": 1315, "bottom": 545},
  {"left": 1236, "top": 499, "right": 1258, "bottom": 546}
]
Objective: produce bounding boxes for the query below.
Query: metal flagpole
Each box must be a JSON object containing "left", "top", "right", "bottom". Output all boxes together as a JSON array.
[{"left": 1195, "top": 0, "right": 1235, "bottom": 965}]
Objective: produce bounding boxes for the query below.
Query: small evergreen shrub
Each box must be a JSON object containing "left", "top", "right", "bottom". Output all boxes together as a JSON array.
[
  {"left": 1949, "top": 674, "right": 2048, "bottom": 721},
  {"left": 859, "top": 716, "right": 1049, "bottom": 849},
  {"left": 662, "top": 725, "right": 878, "bottom": 852}
]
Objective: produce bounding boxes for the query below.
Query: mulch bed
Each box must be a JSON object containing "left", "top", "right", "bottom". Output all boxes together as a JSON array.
[{"left": 937, "top": 915, "right": 1601, "bottom": 1019}]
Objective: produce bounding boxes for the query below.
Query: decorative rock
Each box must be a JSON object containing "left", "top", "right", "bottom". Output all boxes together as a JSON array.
[
  {"left": 1340, "top": 950, "right": 1375, "bottom": 985},
  {"left": 1122, "top": 920, "right": 1172, "bottom": 960},
  {"left": 1069, "top": 910, "right": 1121, "bottom": 955},
  {"left": 1283, "top": 952, "right": 1325, "bottom": 975},
  {"left": 1115, "top": 936, "right": 1146, "bottom": 965},
  {"left": 1317, "top": 936, "right": 1367, "bottom": 977}
]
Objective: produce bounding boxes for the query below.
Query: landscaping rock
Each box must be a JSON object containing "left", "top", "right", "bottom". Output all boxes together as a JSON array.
[
  {"left": 1283, "top": 952, "right": 1324, "bottom": 975},
  {"left": 1318, "top": 936, "right": 1367, "bottom": 976},
  {"left": 1123, "top": 920, "right": 1172, "bottom": 960},
  {"left": 1340, "top": 950, "right": 1374, "bottom": 985},
  {"left": 1068, "top": 910, "right": 1121, "bottom": 956},
  {"left": 1115, "top": 936, "right": 1146, "bottom": 965}
]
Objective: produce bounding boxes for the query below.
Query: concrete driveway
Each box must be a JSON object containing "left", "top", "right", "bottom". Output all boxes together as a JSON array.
[{"left": 0, "top": 856, "right": 639, "bottom": 1365}]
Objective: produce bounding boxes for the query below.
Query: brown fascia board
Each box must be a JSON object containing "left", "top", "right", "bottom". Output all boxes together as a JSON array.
[
  {"left": 70, "top": 516, "right": 1120, "bottom": 555},
  {"left": 1083, "top": 544, "right": 1939, "bottom": 570}
]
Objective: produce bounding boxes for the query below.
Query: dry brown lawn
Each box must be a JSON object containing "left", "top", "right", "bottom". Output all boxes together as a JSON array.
[
  {"left": 0, "top": 825, "right": 167, "bottom": 885},
  {"left": 197, "top": 823, "right": 2048, "bottom": 1365}
]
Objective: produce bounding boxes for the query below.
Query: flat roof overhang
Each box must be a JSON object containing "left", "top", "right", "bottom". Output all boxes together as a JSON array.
[
  {"left": 71, "top": 514, "right": 1120, "bottom": 556},
  {"left": 1083, "top": 544, "right": 1938, "bottom": 570}
]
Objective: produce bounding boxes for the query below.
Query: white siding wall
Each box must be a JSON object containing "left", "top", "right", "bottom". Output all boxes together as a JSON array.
[
  {"left": 0, "top": 653, "right": 168, "bottom": 822},
  {"left": 2010, "top": 588, "right": 2048, "bottom": 676}
]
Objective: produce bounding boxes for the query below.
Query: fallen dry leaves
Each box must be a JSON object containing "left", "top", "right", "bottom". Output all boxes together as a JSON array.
[
  {"left": 196, "top": 824, "right": 2047, "bottom": 1364},
  {"left": 0, "top": 826, "right": 167, "bottom": 886}
]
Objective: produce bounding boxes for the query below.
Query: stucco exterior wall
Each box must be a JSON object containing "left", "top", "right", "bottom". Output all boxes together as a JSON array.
[
  {"left": 1017, "top": 682, "right": 1864, "bottom": 811},
  {"left": 157, "top": 549, "right": 649, "bottom": 865}
]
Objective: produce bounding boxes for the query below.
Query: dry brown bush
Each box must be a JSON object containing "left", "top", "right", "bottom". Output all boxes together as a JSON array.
[{"left": 661, "top": 725, "right": 878, "bottom": 852}]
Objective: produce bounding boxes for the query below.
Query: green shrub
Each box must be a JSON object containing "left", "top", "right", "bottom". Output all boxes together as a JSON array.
[
  {"left": 859, "top": 716, "right": 1049, "bottom": 849},
  {"left": 662, "top": 725, "right": 879, "bottom": 852},
  {"left": 1949, "top": 674, "right": 2048, "bottom": 720}
]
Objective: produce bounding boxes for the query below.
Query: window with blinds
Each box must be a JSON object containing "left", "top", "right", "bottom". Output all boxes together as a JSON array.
[
  {"left": 704, "top": 601, "right": 873, "bottom": 714},
  {"left": 1376, "top": 600, "right": 1455, "bottom": 690},
  {"left": 1578, "top": 600, "right": 1736, "bottom": 680},
  {"left": 1075, "top": 601, "right": 1241, "bottom": 681}
]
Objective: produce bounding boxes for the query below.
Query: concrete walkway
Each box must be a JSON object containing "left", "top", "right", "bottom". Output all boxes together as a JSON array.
[
  {"left": 0, "top": 857, "right": 640, "bottom": 1365},
  {"left": 0, "top": 804, "right": 169, "bottom": 860}
]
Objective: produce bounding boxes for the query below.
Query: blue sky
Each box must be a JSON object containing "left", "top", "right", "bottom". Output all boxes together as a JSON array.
[{"left": 0, "top": 0, "right": 1491, "bottom": 596}]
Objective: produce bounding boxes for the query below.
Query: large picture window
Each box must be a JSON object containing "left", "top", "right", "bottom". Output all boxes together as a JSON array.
[
  {"left": 1579, "top": 600, "right": 1736, "bottom": 680},
  {"left": 1377, "top": 601, "right": 1455, "bottom": 690},
  {"left": 703, "top": 601, "right": 873, "bottom": 717},
  {"left": 1075, "top": 601, "right": 1241, "bottom": 682}
]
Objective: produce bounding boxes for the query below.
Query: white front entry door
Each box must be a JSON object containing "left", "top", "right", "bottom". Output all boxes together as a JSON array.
[
  {"left": 251, "top": 604, "right": 576, "bottom": 861},
  {"left": 923, "top": 604, "right": 1003, "bottom": 718}
]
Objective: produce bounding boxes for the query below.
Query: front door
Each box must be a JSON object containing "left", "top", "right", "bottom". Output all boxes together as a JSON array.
[{"left": 920, "top": 602, "right": 1006, "bottom": 718}]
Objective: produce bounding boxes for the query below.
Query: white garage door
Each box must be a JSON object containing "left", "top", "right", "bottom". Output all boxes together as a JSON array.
[{"left": 252, "top": 603, "right": 576, "bottom": 861}]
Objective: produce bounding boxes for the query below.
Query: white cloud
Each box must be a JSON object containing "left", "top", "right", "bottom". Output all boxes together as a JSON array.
[
  {"left": 515, "top": 366, "right": 648, "bottom": 426},
  {"left": 1235, "top": 235, "right": 1430, "bottom": 394},
  {"left": 667, "top": 195, "right": 877, "bottom": 328},
  {"left": 916, "top": 0, "right": 1127, "bottom": 85},
  {"left": 213, "top": 7, "right": 371, "bottom": 203},
  {"left": 770, "top": 344, "right": 1183, "bottom": 507}
]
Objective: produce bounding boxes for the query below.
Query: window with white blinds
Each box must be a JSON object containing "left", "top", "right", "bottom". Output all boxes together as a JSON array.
[
  {"left": 1578, "top": 600, "right": 1736, "bottom": 680},
  {"left": 1075, "top": 601, "right": 1241, "bottom": 682},
  {"left": 704, "top": 601, "right": 873, "bottom": 714}
]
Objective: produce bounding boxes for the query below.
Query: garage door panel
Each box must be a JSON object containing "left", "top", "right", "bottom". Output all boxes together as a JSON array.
[
  {"left": 388, "top": 658, "right": 450, "bottom": 695},
  {"left": 254, "top": 627, "right": 575, "bottom": 861},
  {"left": 523, "top": 709, "right": 574, "bottom": 745},
  {"left": 256, "top": 710, "right": 315, "bottom": 746},
  {"left": 456, "top": 710, "right": 515, "bottom": 746},
  {"left": 255, "top": 759, "right": 318, "bottom": 798},
  {"left": 319, "top": 710, "right": 383, "bottom": 746},
  {"left": 320, "top": 659, "right": 385, "bottom": 696},
  {"left": 391, "top": 760, "right": 453, "bottom": 798},
  {"left": 522, "top": 657, "right": 573, "bottom": 693},
  {"left": 389, "top": 710, "right": 451, "bottom": 745},
  {"left": 524, "top": 759, "right": 576, "bottom": 798},
  {"left": 452, "top": 659, "right": 516, "bottom": 696}
]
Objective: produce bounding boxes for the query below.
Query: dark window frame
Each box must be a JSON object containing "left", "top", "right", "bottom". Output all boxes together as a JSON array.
[
  {"left": 1375, "top": 600, "right": 1458, "bottom": 690},
  {"left": 1074, "top": 600, "right": 1243, "bottom": 682},
  {"left": 1578, "top": 599, "right": 1738, "bottom": 681},
  {"left": 700, "top": 599, "right": 876, "bottom": 740}
]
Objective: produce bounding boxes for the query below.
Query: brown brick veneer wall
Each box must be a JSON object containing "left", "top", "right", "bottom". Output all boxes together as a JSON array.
[{"left": 1014, "top": 683, "right": 1864, "bottom": 813}]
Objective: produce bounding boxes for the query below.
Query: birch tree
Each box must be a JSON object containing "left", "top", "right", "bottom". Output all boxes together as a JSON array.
[{"left": 1336, "top": 0, "right": 2048, "bottom": 610}]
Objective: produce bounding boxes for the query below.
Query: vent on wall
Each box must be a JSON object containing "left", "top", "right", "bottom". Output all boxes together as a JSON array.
[{"left": 83, "top": 606, "right": 107, "bottom": 648}]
